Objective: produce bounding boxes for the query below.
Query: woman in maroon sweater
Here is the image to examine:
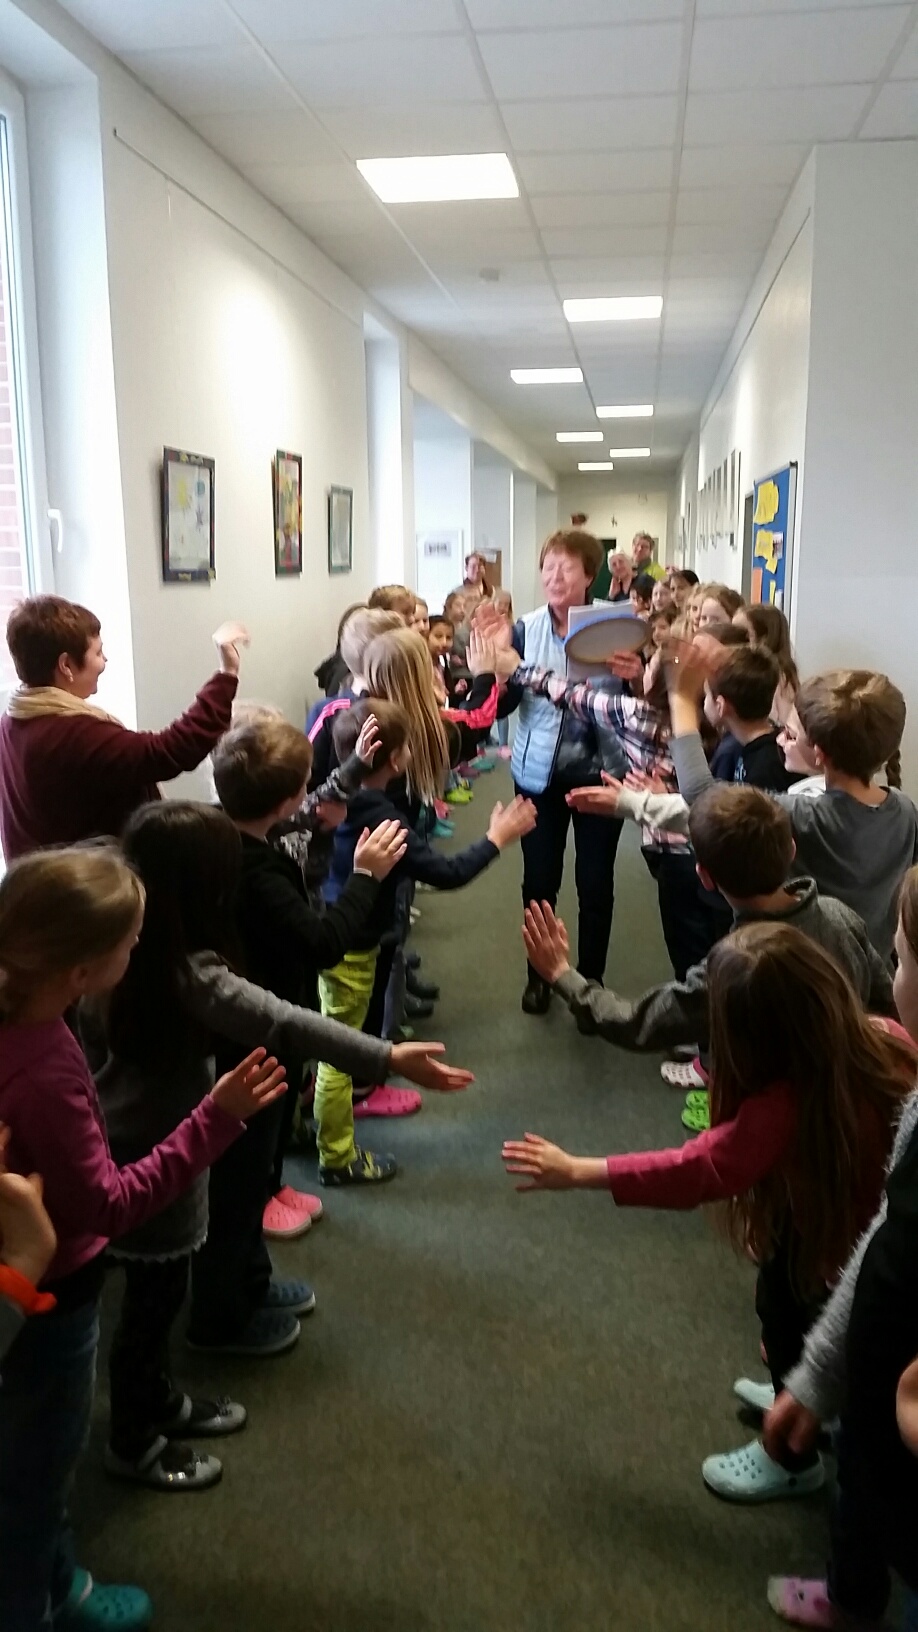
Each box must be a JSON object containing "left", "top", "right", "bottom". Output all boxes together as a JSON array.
[
  {"left": 503, "top": 920, "right": 915, "bottom": 1502},
  {"left": 0, "top": 596, "right": 246, "bottom": 858}
]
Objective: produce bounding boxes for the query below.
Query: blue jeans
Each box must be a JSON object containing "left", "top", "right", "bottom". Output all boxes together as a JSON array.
[{"left": 0, "top": 1295, "right": 99, "bottom": 1629}]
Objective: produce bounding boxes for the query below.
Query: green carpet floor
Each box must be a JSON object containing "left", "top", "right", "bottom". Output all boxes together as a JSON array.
[{"left": 78, "top": 770, "right": 828, "bottom": 1631}]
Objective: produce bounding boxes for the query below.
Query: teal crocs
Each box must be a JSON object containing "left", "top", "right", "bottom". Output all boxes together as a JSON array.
[
  {"left": 702, "top": 1438, "right": 824, "bottom": 1503},
  {"left": 56, "top": 1570, "right": 153, "bottom": 1629}
]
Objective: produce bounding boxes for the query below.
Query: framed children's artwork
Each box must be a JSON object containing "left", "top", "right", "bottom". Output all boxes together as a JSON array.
[
  {"left": 328, "top": 485, "right": 353, "bottom": 575},
  {"left": 161, "top": 447, "right": 215, "bottom": 583},
  {"left": 273, "top": 450, "right": 303, "bottom": 576}
]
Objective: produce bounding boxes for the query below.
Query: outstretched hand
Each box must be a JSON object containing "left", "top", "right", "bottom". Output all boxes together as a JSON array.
[
  {"left": 211, "top": 1049, "right": 287, "bottom": 1120},
  {"left": 502, "top": 1133, "right": 577, "bottom": 1191},
  {"left": 353, "top": 818, "right": 408, "bottom": 880},
  {"left": 664, "top": 638, "right": 709, "bottom": 703},
  {"left": 213, "top": 621, "right": 250, "bottom": 677},
  {"left": 566, "top": 771, "right": 623, "bottom": 816},
  {"left": 467, "top": 628, "right": 497, "bottom": 678},
  {"left": 0, "top": 1125, "right": 57, "bottom": 1285},
  {"left": 605, "top": 650, "right": 644, "bottom": 685},
  {"left": 355, "top": 712, "right": 381, "bottom": 766},
  {"left": 487, "top": 796, "right": 537, "bottom": 851},
  {"left": 389, "top": 1041, "right": 474, "bottom": 1093},
  {"left": 522, "top": 900, "right": 571, "bottom": 984},
  {"left": 472, "top": 602, "right": 512, "bottom": 650}
]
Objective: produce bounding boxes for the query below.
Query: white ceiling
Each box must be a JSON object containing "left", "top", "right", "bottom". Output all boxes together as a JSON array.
[{"left": 57, "top": 0, "right": 918, "bottom": 475}]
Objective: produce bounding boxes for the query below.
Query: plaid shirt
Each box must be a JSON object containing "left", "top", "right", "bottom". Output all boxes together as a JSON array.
[{"left": 515, "top": 665, "right": 689, "bottom": 852}]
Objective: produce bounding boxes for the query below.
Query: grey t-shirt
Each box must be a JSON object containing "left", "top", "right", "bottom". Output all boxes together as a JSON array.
[{"left": 671, "top": 731, "right": 918, "bottom": 963}]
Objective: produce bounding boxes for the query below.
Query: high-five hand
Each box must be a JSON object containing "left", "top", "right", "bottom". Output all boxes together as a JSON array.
[
  {"left": 213, "top": 621, "right": 250, "bottom": 676},
  {"left": 353, "top": 819, "right": 408, "bottom": 880},
  {"left": 486, "top": 797, "right": 537, "bottom": 850},
  {"left": 355, "top": 712, "right": 381, "bottom": 766},
  {"left": 211, "top": 1049, "right": 287, "bottom": 1119},
  {"left": 522, "top": 900, "right": 571, "bottom": 984},
  {"left": 502, "top": 1133, "right": 577, "bottom": 1190},
  {"left": 389, "top": 1042, "right": 474, "bottom": 1093}
]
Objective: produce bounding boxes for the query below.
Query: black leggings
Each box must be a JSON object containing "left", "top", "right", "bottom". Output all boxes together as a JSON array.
[
  {"left": 517, "top": 777, "right": 623, "bottom": 983},
  {"left": 108, "top": 1256, "right": 189, "bottom": 1460}
]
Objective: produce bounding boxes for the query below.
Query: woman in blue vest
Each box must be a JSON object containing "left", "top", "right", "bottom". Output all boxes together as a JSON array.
[{"left": 499, "top": 529, "right": 627, "bottom": 1015}]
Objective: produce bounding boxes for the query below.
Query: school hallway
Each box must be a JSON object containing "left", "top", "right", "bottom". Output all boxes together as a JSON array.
[{"left": 80, "top": 771, "right": 827, "bottom": 1632}]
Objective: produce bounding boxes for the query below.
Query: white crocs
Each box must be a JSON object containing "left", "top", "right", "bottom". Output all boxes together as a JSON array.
[
  {"left": 660, "top": 1058, "right": 706, "bottom": 1089},
  {"left": 702, "top": 1438, "right": 824, "bottom": 1503},
  {"left": 733, "top": 1377, "right": 777, "bottom": 1414}
]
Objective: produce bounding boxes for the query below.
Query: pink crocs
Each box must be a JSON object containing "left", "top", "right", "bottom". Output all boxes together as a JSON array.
[
  {"left": 276, "top": 1184, "right": 324, "bottom": 1222},
  {"left": 767, "top": 1578, "right": 882, "bottom": 1629},
  {"left": 263, "top": 1197, "right": 311, "bottom": 1240},
  {"left": 353, "top": 1086, "right": 423, "bottom": 1119}
]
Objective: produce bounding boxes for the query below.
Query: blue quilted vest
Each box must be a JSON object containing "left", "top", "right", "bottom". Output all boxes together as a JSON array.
[{"left": 510, "top": 607, "right": 570, "bottom": 794}]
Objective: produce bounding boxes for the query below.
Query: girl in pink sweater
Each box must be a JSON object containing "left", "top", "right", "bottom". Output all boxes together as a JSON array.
[
  {"left": 503, "top": 919, "right": 914, "bottom": 1504},
  {"left": 0, "top": 846, "right": 285, "bottom": 1632}
]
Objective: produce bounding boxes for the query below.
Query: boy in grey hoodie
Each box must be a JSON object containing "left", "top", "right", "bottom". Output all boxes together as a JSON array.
[{"left": 523, "top": 784, "right": 894, "bottom": 1056}]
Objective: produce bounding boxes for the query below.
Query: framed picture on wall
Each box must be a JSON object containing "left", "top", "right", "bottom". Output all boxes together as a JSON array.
[
  {"left": 328, "top": 485, "right": 353, "bottom": 575},
  {"left": 161, "top": 447, "right": 215, "bottom": 583},
  {"left": 272, "top": 450, "right": 303, "bottom": 576}
]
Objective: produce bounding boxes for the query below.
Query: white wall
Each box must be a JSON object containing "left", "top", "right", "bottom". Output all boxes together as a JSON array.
[
  {"left": 555, "top": 476, "right": 672, "bottom": 564},
  {"left": 511, "top": 474, "right": 537, "bottom": 617},
  {"left": 795, "top": 141, "right": 918, "bottom": 780},
  {"left": 472, "top": 453, "right": 512, "bottom": 592},
  {"left": 675, "top": 158, "right": 815, "bottom": 590},
  {"left": 413, "top": 436, "right": 472, "bottom": 611},
  {"left": 365, "top": 333, "right": 410, "bottom": 589}
]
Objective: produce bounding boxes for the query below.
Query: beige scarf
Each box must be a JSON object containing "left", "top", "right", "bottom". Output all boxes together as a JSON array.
[{"left": 6, "top": 686, "right": 123, "bottom": 728}]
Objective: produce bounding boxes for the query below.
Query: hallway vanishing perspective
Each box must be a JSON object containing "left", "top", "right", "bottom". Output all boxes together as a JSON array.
[{"left": 79, "top": 782, "right": 826, "bottom": 1632}]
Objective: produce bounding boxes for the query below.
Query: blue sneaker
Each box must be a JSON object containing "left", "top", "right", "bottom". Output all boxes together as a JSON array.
[
  {"left": 56, "top": 1570, "right": 153, "bottom": 1629},
  {"left": 263, "top": 1279, "right": 316, "bottom": 1316},
  {"left": 319, "top": 1147, "right": 398, "bottom": 1186},
  {"left": 433, "top": 820, "right": 454, "bottom": 838},
  {"left": 187, "top": 1306, "right": 300, "bottom": 1357}
]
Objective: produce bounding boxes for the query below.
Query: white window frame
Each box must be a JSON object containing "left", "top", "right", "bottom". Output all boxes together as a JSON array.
[{"left": 0, "top": 67, "right": 52, "bottom": 708}]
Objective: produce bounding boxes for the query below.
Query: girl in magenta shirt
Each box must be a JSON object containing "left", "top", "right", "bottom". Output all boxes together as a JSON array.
[
  {"left": 0, "top": 846, "right": 285, "bottom": 1632},
  {"left": 503, "top": 918, "right": 914, "bottom": 1504}
]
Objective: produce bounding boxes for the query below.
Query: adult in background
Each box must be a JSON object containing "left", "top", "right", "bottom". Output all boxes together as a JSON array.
[
  {"left": 607, "top": 550, "right": 635, "bottom": 603},
  {"left": 632, "top": 531, "right": 666, "bottom": 582},
  {"left": 452, "top": 552, "right": 492, "bottom": 602},
  {"left": 486, "top": 530, "right": 628, "bottom": 1015},
  {"left": 0, "top": 595, "right": 246, "bottom": 859}
]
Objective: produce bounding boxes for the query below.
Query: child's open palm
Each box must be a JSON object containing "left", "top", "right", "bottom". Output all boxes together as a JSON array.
[
  {"left": 502, "top": 1133, "right": 577, "bottom": 1191},
  {"left": 355, "top": 713, "right": 381, "bottom": 766},
  {"left": 354, "top": 819, "right": 408, "bottom": 880},
  {"left": 389, "top": 1042, "right": 474, "bottom": 1093},
  {"left": 486, "top": 796, "right": 537, "bottom": 850},
  {"left": 211, "top": 1049, "right": 287, "bottom": 1120},
  {"left": 522, "top": 901, "right": 571, "bottom": 984}
]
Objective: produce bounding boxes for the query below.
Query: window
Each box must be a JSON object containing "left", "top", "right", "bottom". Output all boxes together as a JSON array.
[{"left": 0, "top": 73, "right": 50, "bottom": 700}]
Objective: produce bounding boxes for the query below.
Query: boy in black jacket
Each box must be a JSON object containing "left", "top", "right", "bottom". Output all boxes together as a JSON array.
[
  {"left": 317, "top": 699, "right": 537, "bottom": 1187},
  {"left": 187, "top": 713, "right": 408, "bottom": 1355}
]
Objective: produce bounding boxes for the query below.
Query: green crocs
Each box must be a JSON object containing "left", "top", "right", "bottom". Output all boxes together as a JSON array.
[
  {"left": 681, "top": 1096, "right": 710, "bottom": 1133},
  {"left": 684, "top": 1088, "right": 708, "bottom": 1110},
  {"left": 56, "top": 1570, "right": 153, "bottom": 1630}
]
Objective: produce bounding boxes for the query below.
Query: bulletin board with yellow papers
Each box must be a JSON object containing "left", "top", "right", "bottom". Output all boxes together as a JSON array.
[{"left": 750, "top": 463, "right": 797, "bottom": 612}]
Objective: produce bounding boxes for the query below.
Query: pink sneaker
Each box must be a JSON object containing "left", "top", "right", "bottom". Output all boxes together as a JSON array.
[
  {"left": 766, "top": 1578, "right": 881, "bottom": 1629},
  {"left": 276, "top": 1185, "right": 324, "bottom": 1223},
  {"left": 353, "top": 1086, "right": 423, "bottom": 1119},
  {"left": 497, "top": 745, "right": 512, "bottom": 759},
  {"left": 263, "top": 1197, "right": 311, "bottom": 1240},
  {"left": 433, "top": 799, "right": 449, "bottom": 820}
]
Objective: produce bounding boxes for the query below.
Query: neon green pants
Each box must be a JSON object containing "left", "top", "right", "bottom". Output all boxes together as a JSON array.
[{"left": 314, "top": 947, "right": 379, "bottom": 1169}]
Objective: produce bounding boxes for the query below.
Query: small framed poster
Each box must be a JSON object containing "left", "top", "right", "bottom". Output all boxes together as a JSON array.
[
  {"left": 328, "top": 485, "right": 353, "bottom": 575},
  {"left": 273, "top": 450, "right": 303, "bottom": 576},
  {"left": 161, "top": 447, "right": 215, "bottom": 583}
]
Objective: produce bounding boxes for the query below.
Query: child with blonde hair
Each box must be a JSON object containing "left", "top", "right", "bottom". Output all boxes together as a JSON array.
[{"left": 0, "top": 846, "right": 286, "bottom": 1630}]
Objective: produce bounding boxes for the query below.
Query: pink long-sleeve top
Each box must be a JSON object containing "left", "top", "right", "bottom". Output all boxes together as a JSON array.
[
  {"left": 0, "top": 1018, "right": 244, "bottom": 1285},
  {"left": 606, "top": 1079, "right": 893, "bottom": 1279}
]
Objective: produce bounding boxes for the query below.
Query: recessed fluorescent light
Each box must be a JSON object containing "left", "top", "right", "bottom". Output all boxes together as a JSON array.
[
  {"left": 356, "top": 153, "right": 518, "bottom": 203},
  {"left": 563, "top": 296, "right": 663, "bottom": 324},
  {"left": 596, "top": 404, "right": 654, "bottom": 419},
  {"left": 556, "top": 430, "right": 604, "bottom": 444},
  {"left": 606, "top": 447, "right": 651, "bottom": 458},
  {"left": 578, "top": 461, "right": 615, "bottom": 471},
  {"left": 511, "top": 367, "right": 583, "bottom": 385}
]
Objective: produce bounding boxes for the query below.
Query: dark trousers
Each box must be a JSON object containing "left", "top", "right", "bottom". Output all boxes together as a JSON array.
[
  {"left": 108, "top": 1256, "right": 188, "bottom": 1460},
  {"left": 755, "top": 1244, "right": 825, "bottom": 1471},
  {"left": 829, "top": 1424, "right": 918, "bottom": 1618},
  {"left": 642, "top": 849, "right": 731, "bottom": 981},
  {"left": 0, "top": 1296, "right": 99, "bottom": 1629},
  {"left": 517, "top": 777, "right": 623, "bottom": 983},
  {"left": 188, "top": 1099, "right": 284, "bottom": 1343}
]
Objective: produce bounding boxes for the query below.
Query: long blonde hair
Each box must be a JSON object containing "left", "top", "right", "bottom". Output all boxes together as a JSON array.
[
  {"left": 363, "top": 627, "right": 449, "bottom": 803},
  {"left": 0, "top": 848, "right": 145, "bottom": 1021}
]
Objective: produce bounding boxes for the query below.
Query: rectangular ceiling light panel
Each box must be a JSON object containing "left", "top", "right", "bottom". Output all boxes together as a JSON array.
[
  {"left": 356, "top": 153, "right": 519, "bottom": 203},
  {"left": 596, "top": 404, "right": 654, "bottom": 418},
  {"left": 556, "top": 430, "right": 603, "bottom": 443},
  {"left": 511, "top": 367, "right": 583, "bottom": 384},
  {"left": 606, "top": 447, "right": 651, "bottom": 458},
  {"left": 563, "top": 295, "right": 663, "bottom": 323},
  {"left": 578, "top": 461, "right": 616, "bottom": 471}
]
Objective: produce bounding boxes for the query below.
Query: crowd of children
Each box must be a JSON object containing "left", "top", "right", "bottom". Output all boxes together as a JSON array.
[{"left": 0, "top": 533, "right": 917, "bottom": 1630}]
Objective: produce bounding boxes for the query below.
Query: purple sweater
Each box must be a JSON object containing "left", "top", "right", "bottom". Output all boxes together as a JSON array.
[{"left": 0, "top": 1018, "right": 243, "bottom": 1284}]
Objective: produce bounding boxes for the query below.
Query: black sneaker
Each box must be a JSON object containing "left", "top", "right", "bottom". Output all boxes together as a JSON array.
[
  {"left": 404, "top": 993, "right": 435, "bottom": 1020},
  {"left": 156, "top": 1394, "right": 247, "bottom": 1438},
  {"left": 104, "top": 1437, "right": 222, "bottom": 1492},
  {"left": 186, "top": 1307, "right": 301, "bottom": 1357},
  {"left": 406, "top": 968, "right": 440, "bottom": 1001},
  {"left": 319, "top": 1147, "right": 398, "bottom": 1186},
  {"left": 521, "top": 975, "right": 551, "bottom": 1015}
]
